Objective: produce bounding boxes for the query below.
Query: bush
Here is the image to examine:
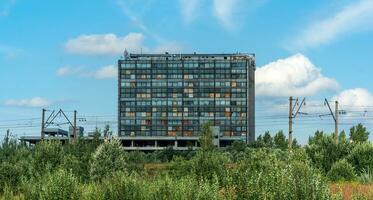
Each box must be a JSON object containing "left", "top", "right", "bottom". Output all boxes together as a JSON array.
[
  {"left": 24, "top": 169, "right": 80, "bottom": 200},
  {"left": 101, "top": 172, "right": 146, "bottom": 200},
  {"left": 32, "top": 140, "right": 64, "bottom": 175},
  {"left": 234, "top": 149, "right": 332, "bottom": 200},
  {"left": 90, "top": 139, "right": 127, "bottom": 181},
  {"left": 305, "top": 133, "right": 351, "bottom": 173},
  {"left": 171, "top": 150, "right": 230, "bottom": 184},
  {"left": 357, "top": 168, "right": 373, "bottom": 184},
  {"left": 347, "top": 142, "right": 373, "bottom": 173},
  {"left": 80, "top": 183, "right": 104, "bottom": 200},
  {"left": 0, "top": 162, "right": 22, "bottom": 193},
  {"left": 327, "top": 159, "right": 356, "bottom": 182}
]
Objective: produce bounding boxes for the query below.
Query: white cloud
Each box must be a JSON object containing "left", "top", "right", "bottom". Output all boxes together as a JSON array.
[
  {"left": 180, "top": 0, "right": 200, "bottom": 23},
  {"left": 94, "top": 65, "right": 117, "bottom": 79},
  {"left": 332, "top": 88, "right": 373, "bottom": 107},
  {"left": 56, "top": 65, "right": 117, "bottom": 79},
  {"left": 65, "top": 33, "right": 144, "bottom": 55},
  {"left": 212, "top": 0, "right": 238, "bottom": 28},
  {"left": 289, "top": 0, "right": 373, "bottom": 50},
  {"left": 5, "top": 97, "right": 51, "bottom": 107},
  {"left": 56, "top": 66, "right": 84, "bottom": 76},
  {"left": 64, "top": 33, "right": 183, "bottom": 56},
  {"left": 256, "top": 54, "right": 339, "bottom": 97}
]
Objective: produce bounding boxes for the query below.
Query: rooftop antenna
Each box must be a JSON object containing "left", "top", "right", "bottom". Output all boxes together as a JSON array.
[{"left": 123, "top": 49, "right": 128, "bottom": 59}]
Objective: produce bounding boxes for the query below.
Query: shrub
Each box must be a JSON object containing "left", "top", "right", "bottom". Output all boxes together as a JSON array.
[
  {"left": 347, "top": 142, "right": 373, "bottom": 173},
  {"left": 305, "top": 133, "right": 351, "bottom": 173},
  {"left": 327, "top": 159, "right": 356, "bottom": 182},
  {"left": 100, "top": 172, "right": 146, "bottom": 200},
  {"left": 0, "top": 162, "right": 22, "bottom": 193},
  {"left": 24, "top": 169, "right": 80, "bottom": 200},
  {"left": 80, "top": 183, "right": 104, "bottom": 200},
  {"left": 357, "top": 168, "right": 373, "bottom": 184},
  {"left": 234, "top": 149, "right": 332, "bottom": 200},
  {"left": 191, "top": 151, "right": 229, "bottom": 182},
  {"left": 90, "top": 139, "right": 127, "bottom": 181},
  {"left": 170, "top": 150, "right": 230, "bottom": 184},
  {"left": 32, "top": 140, "right": 64, "bottom": 175}
]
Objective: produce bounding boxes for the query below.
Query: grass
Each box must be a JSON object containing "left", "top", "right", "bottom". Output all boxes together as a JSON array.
[{"left": 330, "top": 183, "right": 373, "bottom": 200}]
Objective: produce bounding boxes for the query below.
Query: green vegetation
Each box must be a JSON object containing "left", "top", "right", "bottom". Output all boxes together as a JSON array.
[{"left": 0, "top": 123, "right": 372, "bottom": 199}]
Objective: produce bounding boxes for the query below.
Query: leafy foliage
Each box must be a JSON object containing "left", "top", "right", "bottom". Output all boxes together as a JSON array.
[
  {"left": 347, "top": 142, "right": 373, "bottom": 173},
  {"left": 199, "top": 122, "right": 214, "bottom": 151},
  {"left": 0, "top": 123, "right": 372, "bottom": 199},
  {"left": 90, "top": 139, "right": 127, "bottom": 181},
  {"left": 327, "top": 159, "right": 356, "bottom": 182},
  {"left": 350, "top": 124, "right": 370, "bottom": 143}
]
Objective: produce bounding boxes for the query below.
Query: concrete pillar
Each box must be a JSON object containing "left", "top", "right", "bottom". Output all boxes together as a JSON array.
[{"left": 131, "top": 140, "right": 134, "bottom": 147}]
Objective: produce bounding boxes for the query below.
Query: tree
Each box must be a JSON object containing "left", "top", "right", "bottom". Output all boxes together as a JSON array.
[
  {"left": 308, "top": 130, "right": 324, "bottom": 145},
  {"left": 263, "top": 131, "right": 273, "bottom": 148},
  {"left": 339, "top": 130, "right": 347, "bottom": 143},
  {"left": 103, "top": 125, "right": 113, "bottom": 138},
  {"left": 198, "top": 122, "right": 214, "bottom": 151},
  {"left": 90, "top": 139, "right": 127, "bottom": 181},
  {"left": 347, "top": 142, "right": 373, "bottom": 173},
  {"left": 291, "top": 138, "right": 301, "bottom": 149},
  {"left": 305, "top": 132, "right": 351, "bottom": 173},
  {"left": 274, "top": 131, "right": 287, "bottom": 150},
  {"left": 32, "top": 140, "right": 64, "bottom": 175},
  {"left": 350, "top": 123, "right": 369, "bottom": 143}
]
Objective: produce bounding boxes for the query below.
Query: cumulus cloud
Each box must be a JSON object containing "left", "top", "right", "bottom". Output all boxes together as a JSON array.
[
  {"left": 5, "top": 97, "right": 51, "bottom": 107},
  {"left": 56, "top": 65, "right": 117, "bottom": 79},
  {"left": 64, "top": 33, "right": 182, "bottom": 56},
  {"left": 289, "top": 0, "right": 373, "bottom": 50},
  {"left": 332, "top": 88, "right": 373, "bottom": 107},
  {"left": 256, "top": 54, "right": 339, "bottom": 97},
  {"left": 65, "top": 33, "right": 144, "bottom": 55}
]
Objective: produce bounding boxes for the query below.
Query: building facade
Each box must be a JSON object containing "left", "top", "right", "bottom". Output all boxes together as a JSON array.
[{"left": 118, "top": 53, "right": 255, "bottom": 150}]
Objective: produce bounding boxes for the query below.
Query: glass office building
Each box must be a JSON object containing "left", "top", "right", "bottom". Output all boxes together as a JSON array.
[{"left": 118, "top": 53, "right": 255, "bottom": 149}]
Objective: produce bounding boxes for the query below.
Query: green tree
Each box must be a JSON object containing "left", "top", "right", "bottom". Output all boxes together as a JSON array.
[
  {"left": 339, "top": 130, "right": 347, "bottom": 143},
  {"left": 263, "top": 131, "right": 273, "bottom": 148},
  {"left": 274, "top": 131, "right": 287, "bottom": 150},
  {"left": 198, "top": 122, "right": 214, "bottom": 151},
  {"left": 32, "top": 140, "right": 64, "bottom": 175},
  {"left": 90, "top": 139, "right": 127, "bottom": 181},
  {"left": 350, "top": 123, "right": 370, "bottom": 143},
  {"left": 306, "top": 131, "right": 351, "bottom": 173},
  {"left": 347, "top": 142, "right": 373, "bottom": 173},
  {"left": 103, "top": 125, "right": 113, "bottom": 138}
]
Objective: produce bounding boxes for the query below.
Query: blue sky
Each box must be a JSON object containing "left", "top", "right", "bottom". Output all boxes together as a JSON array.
[{"left": 1, "top": 0, "right": 373, "bottom": 143}]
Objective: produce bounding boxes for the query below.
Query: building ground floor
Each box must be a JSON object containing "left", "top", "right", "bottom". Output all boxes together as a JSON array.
[{"left": 20, "top": 135, "right": 244, "bottom": 151}]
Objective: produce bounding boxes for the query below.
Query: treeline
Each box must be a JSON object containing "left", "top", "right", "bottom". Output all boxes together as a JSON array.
[{"left": 0, "top": 123, "right": 372, "bottom": 199}]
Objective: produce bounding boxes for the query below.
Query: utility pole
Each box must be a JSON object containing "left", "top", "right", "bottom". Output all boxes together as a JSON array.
[
  {"left": 41, "top": 108, "right": 46, "bottom": 139},
  {"left": 288, "top": 97, "right": 306, "bottom": 149},
  {"left": 324, "top": 99, "right": 339, "bottom": 143},
  {"left": 73, "top": 110, "right": 77, "bottom": 143},
  {"left": 288, "top": 97, "right": 293, "bottom": 149},
  {"left": 335, "top": 101, "right": 339, "bottom": 142}
]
